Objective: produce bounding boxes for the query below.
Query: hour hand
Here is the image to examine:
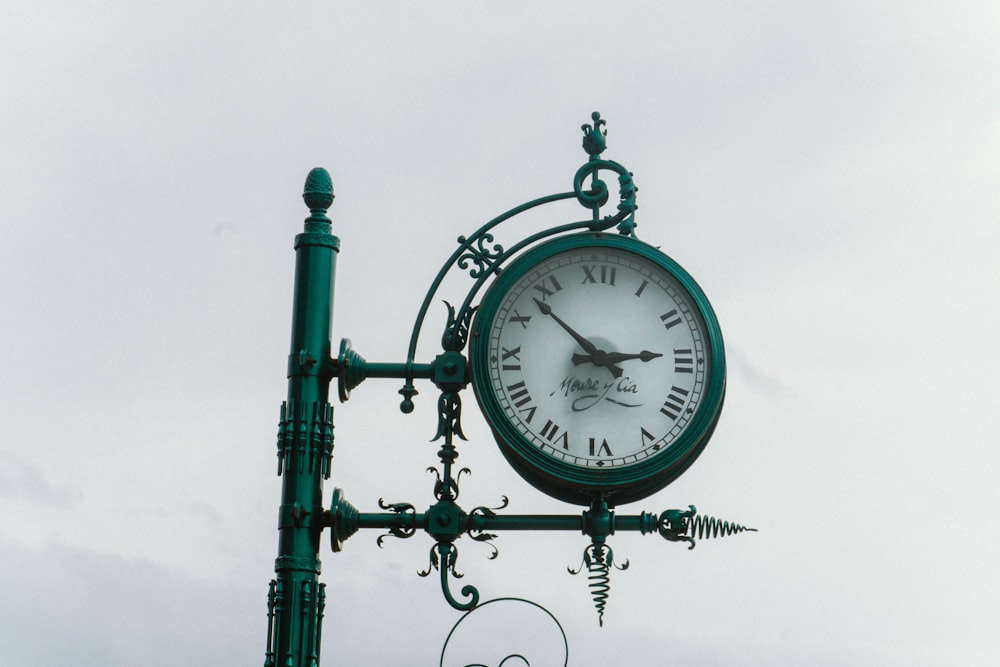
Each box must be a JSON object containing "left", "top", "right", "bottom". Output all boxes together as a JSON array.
[{"left": 572, "top": 350, "right": 663, "bottom": 366}]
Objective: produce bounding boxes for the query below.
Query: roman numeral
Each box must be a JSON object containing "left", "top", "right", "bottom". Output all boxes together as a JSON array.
[
  {"left": 634, "top": 279, "right": 649, "bottom": 298},
  {"left": 674, "top": 348, "right": 694, "bottom": 374},
  {"left": 588, "top": 437, "right": 613, "bottom": 457},
  {"left": 660, "top": 308, "right": 682, "bottom": 330},
  {"left": 581, "top": 265, "right": 617, "bottom": 286},
  {"left": 509, "top": 310, "right": 531, "bottom": 330},
  {"left": 641, "top": 427, "right": 662, "bottom": 451},
  {"left": 506, "top": 381, "right": 536, "bottom": 423},
  {"left": 540, "top": 419, "right": 570, "bottom": 449},
  {"left": 501, "top": 346, "right": 522, "bottom": 371},
  {"left": 507, "top": 380, "right": 532, "bottom": 407},
  {"left": 532, "top": 276, "right": 563, "bottom": 301},
  {"left": 660, "top": 386, "right": 690, "bottom": 420}
]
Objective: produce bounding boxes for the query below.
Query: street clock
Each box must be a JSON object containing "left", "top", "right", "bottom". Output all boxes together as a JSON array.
[{"left": 470, "top": 232, "right": 726, "bottom": 506}]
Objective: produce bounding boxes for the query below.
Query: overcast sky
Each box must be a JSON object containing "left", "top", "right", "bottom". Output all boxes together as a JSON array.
[{"left": 2, "top": 2, "right": 998, "bottom": 665}]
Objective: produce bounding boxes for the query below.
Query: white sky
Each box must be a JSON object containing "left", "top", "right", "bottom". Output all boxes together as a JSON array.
[{"left": 2, "top": 2, "right": 998, "bottom": 665}]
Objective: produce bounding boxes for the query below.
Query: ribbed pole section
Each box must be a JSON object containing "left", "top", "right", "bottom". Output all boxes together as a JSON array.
[{"left": 265, "top": 168, "right": 338, "bottom": 667}]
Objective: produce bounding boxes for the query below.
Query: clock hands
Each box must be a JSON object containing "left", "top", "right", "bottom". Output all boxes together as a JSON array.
[
  {"left": 572, "top": 350, "right": 663, "bottom": 366},
  {"left": 532, "top": 297, "right": 625, "bottom": 378},
  {"left": 530, "top": 298, "right": 665, "bottom": 376}
]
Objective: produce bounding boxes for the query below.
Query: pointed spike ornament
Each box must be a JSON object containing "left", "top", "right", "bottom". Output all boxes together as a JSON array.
[{"left": 657, "top": 505, "right": 758, "bottom": 550}]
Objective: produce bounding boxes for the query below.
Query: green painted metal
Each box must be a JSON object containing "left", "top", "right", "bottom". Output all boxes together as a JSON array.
[
  {"left": 326, "top": 486, "right": 755, "bottom": 623},
  {"left": 265, "top": 168, "right": 338, "bottom": 667},
  {"left": 391, "top": 113, "right": 638, "bottom": 415},
  {"left": 468, "top": 232, "right": 727, "bottom": 506},
  {"left": 327, "top": 488, "right": 754, "bottom": 546},
  {"left": 264, "top": 114, "right": 754, "bottom": 659}
]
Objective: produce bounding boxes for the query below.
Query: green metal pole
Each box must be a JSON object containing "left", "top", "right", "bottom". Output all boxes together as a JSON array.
[{"left": 266, "top": 168, "right": 339, "bottom": 667}]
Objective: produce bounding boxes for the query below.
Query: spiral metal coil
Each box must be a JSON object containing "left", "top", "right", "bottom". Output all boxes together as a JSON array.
[
  {"left": 584, "top": 549, "right": 611, "bottom": 627},
  {"left": 658, "top": 505, "right": 757, "bottom": 550},
  {"left": 688, "top": 514, "right": 756, "bottom": 541},
  {"left": 568, "top": 543, "right": 628, "bottom": 626}
]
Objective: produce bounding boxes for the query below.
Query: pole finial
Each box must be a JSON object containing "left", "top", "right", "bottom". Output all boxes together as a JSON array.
[
  {"left": 581, "top": 111, "right": 608, "bottom": 158},
  {"left": 302, "top": 167, "right": 334, "bottom": 222}
]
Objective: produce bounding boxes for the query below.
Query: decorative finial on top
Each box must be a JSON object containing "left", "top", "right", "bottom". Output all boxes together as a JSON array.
[
  {"left": 302, "top": 167, "right": 334, "bottom": 221},
  {"left": 581, "top": 111, "right": 608, "bottom": 158}
]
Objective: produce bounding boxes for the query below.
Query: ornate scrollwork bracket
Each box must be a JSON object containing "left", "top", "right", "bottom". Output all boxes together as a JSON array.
[
  {"left": 315, "top": 114, "right": 754, "bottom": 628},
  {"left": 325, "top": 112, "right": 637, "bottom": 416},
  {"left": 420, "top": 542, "right": 481, "bottom": 612},
  {"left": 439, "top": 597, "right": 569, "bottom": 667},
  {"left": 573, "top": 112, "right": 639, "bottom": 237},
  {"left": 426, "top": 465, "right": 470, "bottom": 503},
  {"left": 467, "top": 496, "right": 509, "bottom": 560},
  {"left": 457, "top": 233, "right": 505, "bottom": 280},
  {"left": 375, "top": 498, "right": 418, "bottom": 547},
  {"left": 379, "top": 111, "right": 638, "bottom": 417},
  {"left": 325, "top": 486, "right": 755, "bottom": 622}
]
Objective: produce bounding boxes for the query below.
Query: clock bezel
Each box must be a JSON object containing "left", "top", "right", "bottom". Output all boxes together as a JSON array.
[{"left": 469, "top": 232, "right": 726, "bottom": 506}]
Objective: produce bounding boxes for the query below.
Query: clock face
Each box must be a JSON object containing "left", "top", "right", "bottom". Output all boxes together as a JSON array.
[{"left": 470, "top": 234, "right": 725, "bottom": 505}]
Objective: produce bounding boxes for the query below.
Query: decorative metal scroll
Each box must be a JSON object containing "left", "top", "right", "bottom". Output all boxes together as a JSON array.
[
  {"left": 318, "top": 112, "right": 755, "bottom": 629},
  {"left": 326, "top": 484, "right": 755, "bottom": 622},
  {"left": 397, "top": 111, "right": 639, "bottom": 415},
  {"left": 420, "top": 542, "right": 480, "bottom": 611},
  {"left": 439, "top": 598, "right": 568, "bottom": 667}
]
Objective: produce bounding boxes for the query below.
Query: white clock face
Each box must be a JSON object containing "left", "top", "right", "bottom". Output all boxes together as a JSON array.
[{"left": 484, "top": 245, "right": 710, "bottom": 470}]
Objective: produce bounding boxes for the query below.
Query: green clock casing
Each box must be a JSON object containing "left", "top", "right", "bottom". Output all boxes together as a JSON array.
[{"left": 469, "top": 233, "right": 726, "bottom": 506}]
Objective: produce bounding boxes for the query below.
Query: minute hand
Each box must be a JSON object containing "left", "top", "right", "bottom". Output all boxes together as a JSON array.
[{"left": 532, "top": 298, "right": 624, "bottom": 378}]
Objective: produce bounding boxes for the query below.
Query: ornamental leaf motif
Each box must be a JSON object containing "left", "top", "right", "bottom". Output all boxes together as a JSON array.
[{"left": 441, "top": 301, "right": 476, "bottom": 351}]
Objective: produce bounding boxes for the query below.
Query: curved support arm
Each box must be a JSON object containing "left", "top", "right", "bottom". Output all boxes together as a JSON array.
[
  {"left": 391, "top": 112, "right": 641, "bottom": 413},
  {"left": 322, "top": 115, "right": 640, "bottom": 418},
  {"left": 573, "top": 158, "right": 638, "bottom": 235},
  {"left": 436, "top": 543, "right": 480, "bottom": 611},
  {"left": 398, "top": 192, "right": 576, "bottom": 411}
]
